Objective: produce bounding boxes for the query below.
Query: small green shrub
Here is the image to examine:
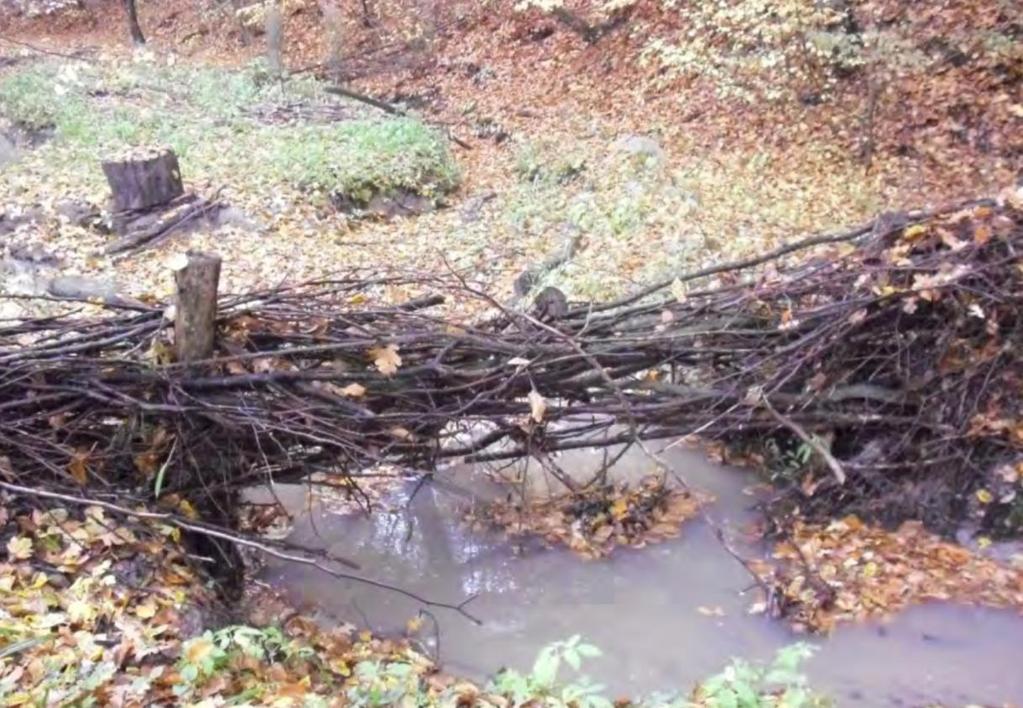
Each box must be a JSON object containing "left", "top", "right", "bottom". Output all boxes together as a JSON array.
[
  {"left": 695, "top": 643, "right": 830, "bottom": 708},
  {"left": 515, "top": 139, "right": 587, "bottom": 185},
  {"left": 0, "top": 66, "right": 76, "bottom": 131},
  {"left": 488, "top": 635, "right": 612, "bottom": 708},
  {"left": 263, "top": 118, "right": 459, "bottom": 203}
]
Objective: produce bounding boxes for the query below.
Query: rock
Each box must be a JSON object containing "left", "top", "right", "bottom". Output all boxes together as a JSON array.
[
  {"left": 0, "top": 257, "right": 55, "bottom": 296},
  {"left": 211, "top": 205, "right": 261, "bottom": 231},
  {"left": 47, "top": 274, "right": 119, "bottom": 301},
  {"left": 612, "top": 134, "right": 665, "bottom": 165}
]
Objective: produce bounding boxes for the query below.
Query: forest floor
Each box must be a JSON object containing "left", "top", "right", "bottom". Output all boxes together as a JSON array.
[{"left": 1, "top": 0, "right": 1023, "bottom": 704}]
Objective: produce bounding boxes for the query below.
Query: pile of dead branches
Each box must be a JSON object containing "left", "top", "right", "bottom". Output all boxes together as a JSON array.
[{"left": 1, "top": 195, "right": 1021, "bottom": 541}]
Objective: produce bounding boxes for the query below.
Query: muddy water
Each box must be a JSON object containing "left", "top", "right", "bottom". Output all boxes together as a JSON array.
[{"left": 258, "top": 443, "right": 1023, "bottom": 706}]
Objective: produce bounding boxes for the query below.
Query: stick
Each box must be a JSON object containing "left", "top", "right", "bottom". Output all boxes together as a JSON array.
[{"left": 761, "top": 398, "right": 846, "bottom": 485}]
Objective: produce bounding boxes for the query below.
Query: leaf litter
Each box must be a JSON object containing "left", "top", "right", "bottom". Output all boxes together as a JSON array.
[{"left": 466, "top": 475, "right": 708, "bottom": 559}]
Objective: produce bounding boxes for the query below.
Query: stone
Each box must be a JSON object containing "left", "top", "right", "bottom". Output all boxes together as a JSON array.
[
  {"left": 0, "top": 257, "right": 55, "bottom": 296},
  {"left": 47, "top": 274, "right": 119, "bottom": 301}
]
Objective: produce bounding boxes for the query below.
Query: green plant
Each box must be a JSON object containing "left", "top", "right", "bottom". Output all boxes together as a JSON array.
[
  {"left": 487, "top": 635, "right": 612, "bottom": 708},
  {"left": 514, "top": 140, "right": 587, "bottom": 185},
  {"left": 175, "top": 625, "right": 314, "bottom": 697},
  {"left": 696, "top": 644, "right": 829, "bottom": 708},
  {"left": 346, "top": 659, "right": 423, "bottom": 707},
  {"left": 0, "top": 65, "right": 79, "bottom": 131}
]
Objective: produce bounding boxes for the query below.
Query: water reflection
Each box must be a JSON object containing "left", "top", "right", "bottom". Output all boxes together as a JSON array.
[{"left": 258, "top": 443, "right": 1023, "bottom": 706}]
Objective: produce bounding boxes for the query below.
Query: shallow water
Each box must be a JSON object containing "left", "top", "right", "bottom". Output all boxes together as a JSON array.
[{"left": 258, "top": 443, "right": 1023, "bottom": 706}]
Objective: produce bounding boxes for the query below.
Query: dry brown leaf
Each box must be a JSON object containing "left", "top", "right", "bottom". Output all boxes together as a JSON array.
[{"left": 369, "top": 344, "right": 402, "bottom": 377}]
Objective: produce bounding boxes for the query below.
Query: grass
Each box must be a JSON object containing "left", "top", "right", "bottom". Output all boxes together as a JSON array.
[{"left": 0, "top": 58, "right": 459, "bottom": 206}]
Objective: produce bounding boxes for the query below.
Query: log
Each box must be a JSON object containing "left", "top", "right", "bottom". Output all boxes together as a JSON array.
[
  {"left": 173, "top": 252, "right": 221, "bottom": 364},
  {"left": 102, "top": 148, "right": 183, "bottom": 213}
]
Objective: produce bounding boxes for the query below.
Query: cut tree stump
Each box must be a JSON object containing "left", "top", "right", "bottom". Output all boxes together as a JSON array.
[
  {"left": 173, "top": 251, "right": 221, "bottom": 364},
  {"left": 102, "top": 148, "right": 183, "bottom": 213}
]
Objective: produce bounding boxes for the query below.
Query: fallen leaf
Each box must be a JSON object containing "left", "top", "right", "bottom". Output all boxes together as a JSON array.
[
  {"left": 7, "top": 536, "right": 33, "bottom": 560},
  {"left": 369, "top": 344, "right": 402, "bottom": 376},
  {"left": 528, "top": 389, "right": 546, "bottom": 423},
  {"left": 339, "top": 383, "right": 366, "bottom": 398},
  {"left": 68, "top": 448, "right": 90, "bottom": 485}
]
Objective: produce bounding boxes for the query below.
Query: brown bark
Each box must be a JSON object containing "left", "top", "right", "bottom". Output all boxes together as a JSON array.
[
  {"left": 102, "top": 148, "right": 183, "bottom": 213},
  {"left": 174, "top": 252, "right": 221, "bottom": 365},
  {"left": 124, "top": 0, "right": 146, "bottom": 45}
]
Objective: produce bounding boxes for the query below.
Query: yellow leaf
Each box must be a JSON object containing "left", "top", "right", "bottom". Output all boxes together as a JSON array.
[
  {"left": 976, "top": 488, "right": 993, "bottom": 504},
  {"left": 68, "top": 448, "right": 90, "bottom": 485},
  {"left": 528, "top": 389, "right": 546, "bottom": 423},
  {"left": 670, "top": 277, "right": 688, "bottom": 304},
  {"left": 68, "top": 599, "right": 95, "bottom": 624},
  {"left": 135, "top": 599, "right": 158, "bottom": 619},
  {"left": 610, "top": 498, "right": 629, "bottom": 520},
  {"left": 178, "top": 499, "right": 199, "bottom": 519},
  {"left": 184, "top": 637, "right": 215, "bottom": 664},
  {"left": 340, "top": 383, "right": 366, "bottom": 398},
  {"left": 902, "top": 224, "right": 928, "bottom": 241},
  {"left": 369, "top": 344, "right": 402, "bottom": 377},
  {"left": 7, "top": 536, "right": 33, "bottom": 560}
]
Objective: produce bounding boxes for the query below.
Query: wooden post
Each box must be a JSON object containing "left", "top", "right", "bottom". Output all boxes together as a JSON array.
[
  {"left": 102, "top": 148, "right": 183, "bottom": 213},
  {"left": 174, "top": 252, "right": 221, "bottom": 364}
]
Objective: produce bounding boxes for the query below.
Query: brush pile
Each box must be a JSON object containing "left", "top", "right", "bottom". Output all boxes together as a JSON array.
[{"left": 1, "top": 194, "right": 1021, "bottom": 543}]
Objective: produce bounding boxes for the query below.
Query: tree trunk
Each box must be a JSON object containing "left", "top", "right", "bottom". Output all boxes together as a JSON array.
[
  {"left": 174, "top": 252, "right": 222, "bottom": 365},
  {"left": 102, "top": 148, "right": 184, "bottom": 213},
  {"left": 266, "top": 2, "right": 284, "bottom": 76},
  {"left": 124, "top": 0, "right": 146, "bottom": 45}
]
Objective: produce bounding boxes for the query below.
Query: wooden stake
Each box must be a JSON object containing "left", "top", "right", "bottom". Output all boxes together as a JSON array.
[{"left": 174, "top": 252, "right": 221, "bottom": 365}]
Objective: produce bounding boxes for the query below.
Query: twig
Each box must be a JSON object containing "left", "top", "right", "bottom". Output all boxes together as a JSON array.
[{"left": 761, "top": 397, "right": 846, "bottom": 485}]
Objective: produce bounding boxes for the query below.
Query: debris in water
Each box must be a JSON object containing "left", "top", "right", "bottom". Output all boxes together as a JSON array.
[{"left": 467, "top": 475, "right": 708, "bottom": 559}]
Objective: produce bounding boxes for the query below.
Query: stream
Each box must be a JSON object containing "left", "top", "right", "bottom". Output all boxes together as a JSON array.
[{"left": 256, "top": 442, "right": 1023, "bottom": 706}]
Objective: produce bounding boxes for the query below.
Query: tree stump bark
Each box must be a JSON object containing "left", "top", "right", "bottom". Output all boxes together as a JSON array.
[
  {"left": 102, "top": 148, "right": 183, "bottom": 213},
  {"left": 174, "top": 252, "right": 221, "bottom": 365}
]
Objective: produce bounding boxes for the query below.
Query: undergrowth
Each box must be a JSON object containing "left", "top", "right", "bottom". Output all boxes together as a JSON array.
[
  {"left": 0, "top": 58, "right": 458, "bottom": 205},
  {"left": 502, "top": 135, "right": 882, "bottom": 301}
]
